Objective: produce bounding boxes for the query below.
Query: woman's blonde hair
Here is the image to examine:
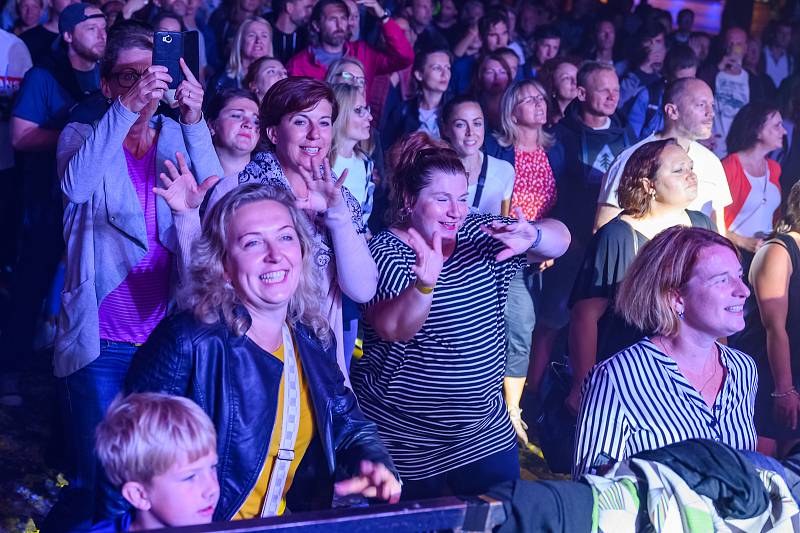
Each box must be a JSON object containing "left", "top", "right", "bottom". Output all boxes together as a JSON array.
[
  {"left": 329, "top": 82, "right": 373, "bottom": 165},
  {"left": 182, "top": 184, "right": 331, "bottom": 344},
  {"left": 226, "top": 17, "right": 273, "bottom": 82},
  {"left": 615, "top": 226, "right": 738, "bottom": 338},
  {"left": 324, "top": 57, "right": 367, "bottom": 87},
  {"left": 496, "top": 79, "right": 555, "bottom": 150}
]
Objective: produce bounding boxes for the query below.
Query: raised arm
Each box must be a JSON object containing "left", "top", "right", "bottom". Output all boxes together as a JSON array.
[
  {"left": 369, "top": 17, "right": 414, "bottom": 76},
  {"left": 363, "top": 230, "right": 442, "bottom": 342}
]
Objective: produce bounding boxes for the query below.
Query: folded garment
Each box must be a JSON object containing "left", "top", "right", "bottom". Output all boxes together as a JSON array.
[{"left": 635, "top": 439, "right": 767, "bottom": 519}]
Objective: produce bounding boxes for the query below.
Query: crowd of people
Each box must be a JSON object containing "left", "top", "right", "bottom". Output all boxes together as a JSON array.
[{"left": 0, "top": 0, "right": 800, "bottom": 531}]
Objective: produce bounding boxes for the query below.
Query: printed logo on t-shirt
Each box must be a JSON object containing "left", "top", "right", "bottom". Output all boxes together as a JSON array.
[{"left": 591, "top": 144, "right": 616, "bottom": 175}]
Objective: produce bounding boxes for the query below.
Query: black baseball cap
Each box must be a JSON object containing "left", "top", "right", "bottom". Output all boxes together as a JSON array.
[{"left": 59, "top": 3, "right": 105, "bottom": 34}]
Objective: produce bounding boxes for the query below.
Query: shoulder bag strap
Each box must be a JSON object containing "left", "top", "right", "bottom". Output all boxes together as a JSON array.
[
  {"left": 471, "top": 151, "right": 490, "bottom": 209},
  {"left": 261, "top": 323, "right": 301, "bottom": 517}
]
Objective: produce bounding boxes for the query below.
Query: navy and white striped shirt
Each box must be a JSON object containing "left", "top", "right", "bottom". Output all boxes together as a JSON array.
[
  {"left": 351, "top": 213, "right": 525, "bottom": 480},
  {"left": 573, "top": 338, "right": 758, "bottom": 478}
]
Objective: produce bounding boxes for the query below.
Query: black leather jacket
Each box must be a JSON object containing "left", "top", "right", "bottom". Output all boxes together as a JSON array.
[{"left": 123, "top": 312, "right": 397, "bottom": 520}]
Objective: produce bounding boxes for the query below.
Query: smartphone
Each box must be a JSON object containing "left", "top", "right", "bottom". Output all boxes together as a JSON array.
[
  {"left": 153, "top": 31, "right": 200, "bottom": 89},
  {"left": 153, "top": 31, "right": 183, "bottom": 89}
]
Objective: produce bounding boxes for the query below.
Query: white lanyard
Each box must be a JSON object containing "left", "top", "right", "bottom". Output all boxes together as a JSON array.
[{"left": 260, "top": 323, "right": 301, "bottom": 517}]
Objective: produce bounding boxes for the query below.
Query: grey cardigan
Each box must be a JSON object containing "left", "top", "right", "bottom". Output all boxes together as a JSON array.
[{"left": 54, "top": 98, "right": 223, "bottom": 377}]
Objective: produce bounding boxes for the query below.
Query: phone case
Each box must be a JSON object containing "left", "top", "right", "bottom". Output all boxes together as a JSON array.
[{"left": 153, "top": 31, "right": 183, "bottom": 89}]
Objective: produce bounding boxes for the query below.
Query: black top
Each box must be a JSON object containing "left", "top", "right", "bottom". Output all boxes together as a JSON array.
[
  {"left": 20, "top": 25, "right": 57, "bottom": 64},
  {"left": 570, "top": 210, "right": 714, "bottom": 361},
  {"left": 734, "top": 233, "right": 800, "bottom": 438}
]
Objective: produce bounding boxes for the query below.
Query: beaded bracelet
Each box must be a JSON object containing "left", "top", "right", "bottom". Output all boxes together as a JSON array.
[{"left": 771, "top": 387, "right": 799, "bottom": 398}]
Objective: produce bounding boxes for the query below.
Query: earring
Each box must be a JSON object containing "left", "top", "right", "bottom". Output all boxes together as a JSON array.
[
  {"left": 398, "top": 207, "right": 411, "bottom": 222},
  {"left": 649, "top": 189, "right": 657, "bottom": 199},
  {"left": 677, "top": 310, "right": 685, "bottom": 319}
]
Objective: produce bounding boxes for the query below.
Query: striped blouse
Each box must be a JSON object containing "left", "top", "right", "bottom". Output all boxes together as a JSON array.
[
  {"left": 351, "top": 213, "right": 525, "bottom": 480},
  {"left": 573, "top": 338, "right": 758, "bottom": 478}
]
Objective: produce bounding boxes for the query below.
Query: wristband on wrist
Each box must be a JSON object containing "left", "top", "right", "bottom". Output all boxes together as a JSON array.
[
  {"left": 379, "top": 9, "right": 391, "bottom": 22},
  {"left": 530, "top": 225, "right": 543, "bottom": 250},
  {"left": 414, "top": 278, "right": 434, "bottom": 294}
]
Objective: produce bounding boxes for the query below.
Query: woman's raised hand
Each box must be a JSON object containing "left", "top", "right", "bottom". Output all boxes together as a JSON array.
[
  {"left": 153, "top": 152, "right": 219, "bottom": 213},
  {"left": 120, "top": 65, "right": 171, "bottom": 114},
  {"left": 175, "top": 58, "right": 204, "bottom": 125},
  {"left": 295, "top": 157, "right": 347, "bottom": 213},
  {"left": 407, "top": 228, "right": 443, "bottom": 289},
  {"left": 481, "top": 207, "right": 541, "bottom": 262}
]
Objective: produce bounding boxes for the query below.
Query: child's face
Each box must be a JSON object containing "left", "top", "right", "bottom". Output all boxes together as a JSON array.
[{"left": 144, "top": 450, "right": 220, "bottom": 527}]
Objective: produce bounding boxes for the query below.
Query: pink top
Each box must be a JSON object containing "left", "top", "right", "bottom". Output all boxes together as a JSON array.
[
  {"left": 98, "top": 143, "right": 172, "bottom": 344},
  {"left": 511, "top": 147, "right": 557, "bottom": 221}
]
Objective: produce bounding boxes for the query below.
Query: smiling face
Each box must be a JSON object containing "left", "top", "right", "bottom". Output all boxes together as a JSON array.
[
  {"left": 757, "top": 111, "right": 787, "bottom": 152},
  {"left": 251, "top": 59, "right": 287, "bottom": 100},
  {"left": 677, "top": 244, "right": 749, "bottom": 339},
  {"left": 407, "top": 170, "right": 469, "bottom": 244},
  {"left": 268, "top": 99, "right": 333, "bottom": 176},
  {"left": 141, "top": 450, "right": 219, "bottom": 528},
  {"left": 579, "top": 68, "right": 619, "bottom": 118},
  {"left": 444, "top": 101, "right": 484, "bottom": 157},
  {"left": 648, "top": 143, "right": 698, "bottom": 208},
  {"left": 241, "top": 20, "right": 271, "bottom": 62},
  {"left": 224, "top": 200, "right": 303, "bottom": 313},
  {"left": 211, "top": 97, "right": 260, "bottom": 155}
]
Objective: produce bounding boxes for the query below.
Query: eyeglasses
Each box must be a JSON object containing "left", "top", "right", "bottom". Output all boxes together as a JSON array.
[
  {"left": 516, "top": 95, "right": 547, "bottom": 107},
  {"left": 110, "top": 69, "right": 145, "bottom": 89},
  {"left": 337, "top": 71, "right": 366, "bottom": 87},
  {"left": 353, "top": 105, "right": 372, "bottom": 117}
]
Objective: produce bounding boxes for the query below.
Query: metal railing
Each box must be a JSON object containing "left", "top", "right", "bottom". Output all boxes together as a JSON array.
[{"left": 150, "top": 496, "right": 506, "bottom": 533}]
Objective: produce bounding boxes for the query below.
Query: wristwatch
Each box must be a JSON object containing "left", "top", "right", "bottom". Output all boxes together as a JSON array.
[{"left": 379, "top": 9, "right": 391, "bottom": 22}]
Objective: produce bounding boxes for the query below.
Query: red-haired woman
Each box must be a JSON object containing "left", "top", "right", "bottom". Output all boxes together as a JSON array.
[
  {"left": 166, "top": 77, "right": 375, "bottom": 383},
  {"left": 350, "top": 132, "right": 570, "bottom": 499}
]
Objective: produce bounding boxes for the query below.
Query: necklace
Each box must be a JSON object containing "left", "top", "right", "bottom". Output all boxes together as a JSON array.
[{"left": 656, "top": 337, "right": 720, "bottom": 395}]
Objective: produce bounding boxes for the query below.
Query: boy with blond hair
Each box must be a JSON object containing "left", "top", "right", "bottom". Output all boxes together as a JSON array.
[{"left": 89, "top": 393, "right": 219, "bottom": 532}]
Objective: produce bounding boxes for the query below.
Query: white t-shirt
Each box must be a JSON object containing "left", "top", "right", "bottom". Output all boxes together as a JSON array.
[
  {"left": 712, "top": 69, "right": 750, "bottom": 158},
  {"left": 597, "top": 133, "right": 733, "bottom": 216},
  {"left": 333, "top": 152, "right": 370, "bottom": 206},
  {"left": 729, "top": 168, "right": 781, "bottom": 238},
  {"left": 417, "top": 106, "right": 440, "bottom": 139},
  {"left": 467, "top": 153, "right": 515, "bottom": 215},
  {"left": 0, "top": 29, "right": 32, "bottom": 170}
]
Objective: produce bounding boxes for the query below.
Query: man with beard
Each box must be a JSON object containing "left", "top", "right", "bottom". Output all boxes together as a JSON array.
[
  {"left": 286, "top": 0, "right": 413, "bottom": 104},
  {"left": 0, "top": 4, "right": 105, "bottom": 407},
  {"left": 272, "top": 0, "right": 314, "bottom": 63},
  {"left": 595, "top": 77, "right": 731, "bottom": 233}
]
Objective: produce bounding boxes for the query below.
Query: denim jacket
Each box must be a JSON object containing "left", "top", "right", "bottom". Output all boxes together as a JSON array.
[
  {"left": 54, "top": 98, "right": 223, "bottom": 377},
  {"left": 123, "top": 312, "right": 398, "bottom": 520}
]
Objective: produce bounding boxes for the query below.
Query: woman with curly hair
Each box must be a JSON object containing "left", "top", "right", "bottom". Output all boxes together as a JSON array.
[
  {"left": 124, "top": 184, "right": 400, "bottom": 521},
  {"left": 566, "top": 138, "right": 714, "bottom": 415}
]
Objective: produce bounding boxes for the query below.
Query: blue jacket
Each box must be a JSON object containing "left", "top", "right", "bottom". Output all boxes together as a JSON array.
[
  {"left": 123, "top": 312, "right": 398, "bottom": 521},
  {"left": 54, "top": 99, "right": 223, "bottom": 377}
]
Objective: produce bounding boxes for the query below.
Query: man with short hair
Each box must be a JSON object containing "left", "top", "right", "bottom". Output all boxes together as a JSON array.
[
  {"left": 528, "top": 24, "right": 560, "bottom": 78},
  {"left": 407, "top": 0, "right": 448, "bottom": 53},
  {"left": 532, "top": 62, "right": 631, "bottom": 380},
  {"left": 762, "top": 20, "right": 795, "bottom": 89},
  {"left": 272, "top": 0, "right": 314, "bottom": 63},
  {"left": 450, "top": 8, "right": 510, "bottom": 94},
  {"left": 595, "top": 77, "right": 732, "bottom": 234},
  {"left": 19, "top": 0, "right": 78, "bottom": 62},
  {"left": 0, "top": 3, "right": 105, "bottom": 406},
  {"left": 287, "top": 0, "right": 413, "bottom": 102},
  {"left": 671, "top": 8, "right": 694, "bottom": 45}
]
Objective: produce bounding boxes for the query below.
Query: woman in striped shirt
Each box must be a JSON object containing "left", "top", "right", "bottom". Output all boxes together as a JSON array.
[
  {"left": 573, "top": 226, "right": 757, "bottom": 478},
  {"left": 351, "top": 132, "right": 570, "bottom": 499}
]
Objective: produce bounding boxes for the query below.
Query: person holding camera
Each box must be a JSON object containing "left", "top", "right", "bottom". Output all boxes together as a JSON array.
[{"left": 45, "top": 20, "right": 222, "bottom": 533}]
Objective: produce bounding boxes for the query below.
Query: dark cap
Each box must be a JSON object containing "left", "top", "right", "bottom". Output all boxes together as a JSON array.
[{"left": 59, "top": 3, "right": 105, "bottom": 34}]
